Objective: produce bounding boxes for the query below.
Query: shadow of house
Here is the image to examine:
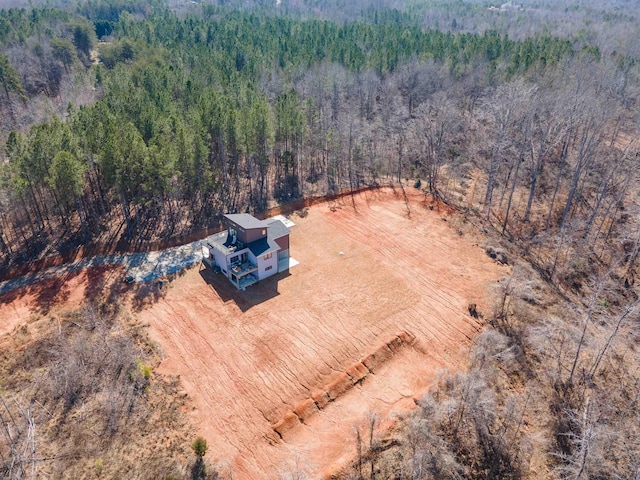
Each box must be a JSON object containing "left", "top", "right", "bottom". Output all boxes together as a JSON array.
[{"left": 198, "top": 264, "right": 291, "bottom": 313}]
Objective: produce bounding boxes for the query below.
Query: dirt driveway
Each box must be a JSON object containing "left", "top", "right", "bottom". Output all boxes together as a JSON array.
[{"left": 138, "top": 187, "right": 509, "bottom": 478}]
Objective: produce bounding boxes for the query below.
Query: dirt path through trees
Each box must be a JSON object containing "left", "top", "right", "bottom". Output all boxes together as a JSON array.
[{"left": 138, "top": 187, "right": 509, "bottom": 478}]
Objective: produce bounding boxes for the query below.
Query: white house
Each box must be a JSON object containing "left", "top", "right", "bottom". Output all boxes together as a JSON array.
[{"left": 203, "top": 213, "right": 290, "bottom": 290}]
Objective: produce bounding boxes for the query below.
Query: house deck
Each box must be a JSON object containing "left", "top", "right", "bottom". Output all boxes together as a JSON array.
[
  {"left": 229, "top": 262, "right": 259, "bottom": 290},
  {"left": 207, "top": 232, "right": 243, "bottom": 256},
  {"left": 230, "top": 262, "right": 258, "bottom": 277}
]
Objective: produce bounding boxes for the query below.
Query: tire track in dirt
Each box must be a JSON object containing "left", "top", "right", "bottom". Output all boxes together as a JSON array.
[
  {"left": 328, "top": 203, "right": 461, "bottom": 307},
  {"left": 324, "top": 199, "right": 484, "bottom": 349}
]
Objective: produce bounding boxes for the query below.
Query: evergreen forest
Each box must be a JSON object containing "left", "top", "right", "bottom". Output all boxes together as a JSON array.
[{"left": 0, "top": 0, "right": 636, "bottom": 270}]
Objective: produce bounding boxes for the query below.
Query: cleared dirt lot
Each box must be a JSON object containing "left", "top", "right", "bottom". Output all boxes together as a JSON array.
[{"left": 138, "top": 187, "right": 509, "bottom": 478}]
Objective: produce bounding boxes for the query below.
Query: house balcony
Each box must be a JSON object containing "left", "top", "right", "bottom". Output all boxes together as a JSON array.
[
  {"left": 229, "top": 261, "right": 259, "bottom": 290},
  {"left": 229, "top": 261, "right": 258, "bottom": 277}
]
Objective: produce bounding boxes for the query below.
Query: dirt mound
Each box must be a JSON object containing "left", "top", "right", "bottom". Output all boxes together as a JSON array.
[{"left": 271, "top": 332, "right": 416, "bottom": 437}]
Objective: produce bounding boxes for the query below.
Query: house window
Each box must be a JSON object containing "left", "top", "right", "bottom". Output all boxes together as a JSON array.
[
  {"left": 263, "top": 253, "right": 272, "bottom": 260},
  {"left": 230, "top": 255, "right": 239, "bottom": 264},
  {"left": 265, "top": 266, "right": 273, "bottom": 271}
]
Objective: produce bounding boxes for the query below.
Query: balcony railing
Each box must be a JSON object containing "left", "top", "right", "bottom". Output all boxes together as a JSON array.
[
  {"left": 206, "top": 232, "right": 245, "bottom": 256},
  {"left": 229, "top": 261, "right": 258, "bottom": 277}
]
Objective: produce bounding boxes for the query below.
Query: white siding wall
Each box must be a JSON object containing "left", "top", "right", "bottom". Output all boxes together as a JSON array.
[
  {"left": 247, "top": 250, "right": 257, "bottom": 268},
  {"left": 256, "top": 252, "right": 279, "bottom": 280},
  {"left": 210, "top": 248, "right": 228, "bottom": 274}
]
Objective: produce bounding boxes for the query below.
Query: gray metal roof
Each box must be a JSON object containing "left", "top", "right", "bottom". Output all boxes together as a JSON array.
[
  {"left": 247, "top": 219, "right": 289, "bottom": 256},
  {"left": 266, "top": 219, "right": 290, "bottom": 239},
  {"left": 224, "top": 213, "right": 267, "bottom": 230}
]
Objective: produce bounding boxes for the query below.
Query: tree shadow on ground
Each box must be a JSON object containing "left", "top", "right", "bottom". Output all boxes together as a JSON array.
[
  {"left": 0, "top": 262, "right": 122, "bottom": 315},
  {"left": 5, "top": 264, "right": 132, "bottom": 319},
  {"left": 0, "top": 270, "right": 77, "bottom": 318},
  {"left": 198, "top": 264, "right": 290, "bottom": 313},
  {"left": 128, "top": 268, "right": 191, "bottom": 312},
  {"left": 82, "top": 264, "right": 129, "bottom": 307},
  {"left": 129, "top": 281, "right": 168, "bottom": 312}
]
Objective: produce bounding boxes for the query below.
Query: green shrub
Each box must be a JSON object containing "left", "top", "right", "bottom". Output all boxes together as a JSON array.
[
  {"left": 136, "top": 358, "right": 152, "bottom": 380},
  {"left": 192, "top": 437, "right": 207, "bottom": 458}
]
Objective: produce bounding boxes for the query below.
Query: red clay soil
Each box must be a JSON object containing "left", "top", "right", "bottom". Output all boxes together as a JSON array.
[
  {"left": 0, "top": 264, "right": 126, "bottom": 337},
  {"left": 137, "top": 187, "right": 509, "bottom": 479}
]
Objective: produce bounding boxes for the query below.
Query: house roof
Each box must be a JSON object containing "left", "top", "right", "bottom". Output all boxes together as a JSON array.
[
  {"left": 224, "top": 213, "right": 267, "bottom": 230},
  {"left": 208, "top": 215, "right": 290, "bottom": 258},
  {"left": 266, "top": 219, "right": 290, "bottom": 239},
  {"left": 247, "top": 237, "right": 279, "bottom": 256},
  {"left": 247, "top": 220, "right": 290, "bottom": 256}
]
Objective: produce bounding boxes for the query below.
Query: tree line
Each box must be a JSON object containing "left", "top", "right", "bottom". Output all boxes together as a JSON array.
[
  {"left": 0, "top": 4, "right": 637, "bottom": 283},
  {"left": 0, "top": 4, "right": 585, "bottom": 264}
]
